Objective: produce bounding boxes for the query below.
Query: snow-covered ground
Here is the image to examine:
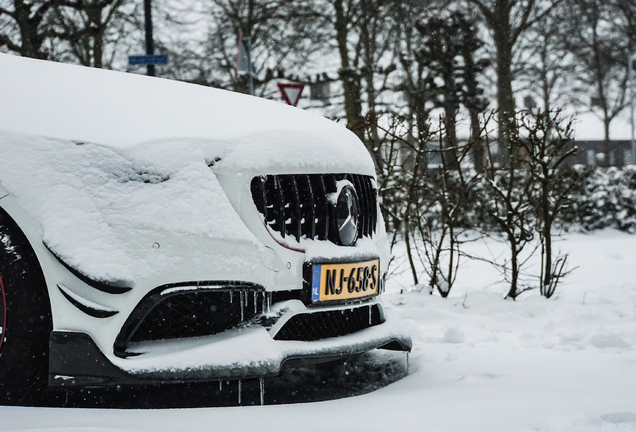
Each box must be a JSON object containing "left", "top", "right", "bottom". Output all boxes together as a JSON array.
[{"left": 2, "top": 230, "right": 635, "bottom": 432}]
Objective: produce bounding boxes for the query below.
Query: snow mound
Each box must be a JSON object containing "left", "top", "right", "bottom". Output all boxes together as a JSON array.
[
  {"left": 588, "top": 333, "right": 631, "bottom": 350},
  {"left": 599, "top": 412, "right": 636, "bottom": 424},
  {"left": 442, "top": 327, "right": 465, "bottom": 344}
]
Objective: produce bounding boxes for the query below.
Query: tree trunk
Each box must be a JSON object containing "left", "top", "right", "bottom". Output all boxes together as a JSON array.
[
  {"left": 361, "top": 9, "right": 379, "bottom": 156},
  {"left": 541, "top": 178, "right": 552, "bottom": 294},
  {"left": 603, "top": 116, "right": 612, "bottom": 166},
  {"left": 14, "top": 3, "right": 46, "bottom": 59},
  {"left": 506, "top": 234, "right": 519, "bottom": 299},
  {"left": 87, "top": 6, "right": 104, "bottom": 68},
  {"left": 494, "top": 28, "right": 516, "bottom": 167},
  {"left": 443, "top": 107, "right": 460, "bottom": 170},
  {"left": 404, "top": 217, "right": 419, "bottom": 286},
  {"left": 470, "top": 110, "right": 485, "bottom": 172},
  {"left": 540, "top": 42, "right": 552, "bottom": 113},
  {"left": 333, "top": 0, "right": 365, "bottom": 141}
]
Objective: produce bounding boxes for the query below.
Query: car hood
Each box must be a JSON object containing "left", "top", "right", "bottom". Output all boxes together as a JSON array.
[
  {"left": 0, "top": 130, "right": 270, "bottom": 287},
  {"left": 0, "top": 54, "right": 375, "bottom": 175},
  {"left": 0, "top": 55, "right": 376, "bottom": 287}
]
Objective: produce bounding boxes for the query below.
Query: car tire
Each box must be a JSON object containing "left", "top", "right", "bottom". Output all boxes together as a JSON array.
[{"left": 0, "top": 208, "right": 52, "bottom": 405}]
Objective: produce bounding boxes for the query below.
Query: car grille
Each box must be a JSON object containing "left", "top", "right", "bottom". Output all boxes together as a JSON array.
[
  {"left": 250, "top": 174, "right": 377, "bottom": 244},
  {"left": 114, "top": 284, "right": 266, "bottom": 356},
  {"left": 273, "top": 304, "right": 384, "bottom": 341}
]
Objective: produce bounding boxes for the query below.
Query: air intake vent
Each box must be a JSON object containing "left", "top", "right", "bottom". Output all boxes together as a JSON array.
[
  {"left": 250, "top": 174, "right": 377, "bottom": 244},
  {"left": 273, "top": 304, "right": 384, "bottom": 341},
  {"left": 114, "top": 284, "right": 265, "bottom": 357}
]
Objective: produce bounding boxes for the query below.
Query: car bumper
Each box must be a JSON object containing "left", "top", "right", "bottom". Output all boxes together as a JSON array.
[{"left": 49, "top": 305, "right": 411, "bottom": 387}]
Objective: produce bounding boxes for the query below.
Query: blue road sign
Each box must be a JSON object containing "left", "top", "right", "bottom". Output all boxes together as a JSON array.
[{"left": 128, "top": 55, "right": 168, "bottom": 66}]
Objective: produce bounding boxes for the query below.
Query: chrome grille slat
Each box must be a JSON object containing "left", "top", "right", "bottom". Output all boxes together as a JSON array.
[
  {"left": 316, "top": 175, "right": 329, "bottom": 240},
  {"left": 305, "top": 175, "right": 317, "bottom": 240},
  {"left": 274, "top": 176, "right": 286, "bottom": 238},
  {"left": 289, "top": 176, "right": 302, "bottom": 241},
  {"left": 251, "top": 174, "right": 377, "bottom": 245}
]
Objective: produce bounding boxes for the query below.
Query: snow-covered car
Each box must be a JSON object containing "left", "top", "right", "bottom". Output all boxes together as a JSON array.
[{"left": 0, "top": 54, "right": 411, "bottom": 404}]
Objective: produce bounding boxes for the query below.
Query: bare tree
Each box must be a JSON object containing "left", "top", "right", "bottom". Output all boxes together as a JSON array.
[
  {"left": 613, "top": 0, "right": 636, "bottom": 47},
  {"left": 562, "top": 0, "right": 628, "bottom": 164},
  {"left": 517, "top": 2, "right": 574, "bottom": 114},
  {"left": 150, "top": 0, "right": 328, "bottom": 94},
  {"left": 462, "top": 0, "right": 560, "bottom": 164},
  {"left": 50, "top": 0, "right": 129, "bottom": 68},
  {"left": 517, "top": 110, "right": 578, "bottom": 298},
  {"left": 330, "top": 0, "right": 365, "bottom": 139},
  {"left": 481, "top": 111, "right": 536, "bottom": 299},
  {"left": 413, "top": 117, "right": 484, "bottom": 297},
  {"left": 414, "top": 10, "right": 490, "bottom": 170},
  {"left": 371, "top": 113, "right": 434, "bottom": 286},
  {"left": 394, "top": 0, "right": 437, "bottom": 150},
  {"left": 0, "top": 0, "right": 79, "bottom": 58},
  {"left": 327, "top": 0, "right": 404, "bottom": 143}
]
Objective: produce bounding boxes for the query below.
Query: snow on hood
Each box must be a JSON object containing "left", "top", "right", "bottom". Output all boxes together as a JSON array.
[
  {"left": 0, "top": 54, "right": 376, "bottom": 285},
  {"left": 0, "top": 54, "right": 375, "bottom": 175},
  {"left": 0, "top": 130, "right": 267, "bottom": 286}
]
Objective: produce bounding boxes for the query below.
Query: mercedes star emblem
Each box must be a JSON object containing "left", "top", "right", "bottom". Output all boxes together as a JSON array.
[{"left": 335, "top": 185, "right": 359, "bottom": 246}]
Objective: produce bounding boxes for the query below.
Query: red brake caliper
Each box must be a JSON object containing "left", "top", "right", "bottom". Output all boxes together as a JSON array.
[{"left": 0, "top": 274, "right": 5, "bottom": 351}]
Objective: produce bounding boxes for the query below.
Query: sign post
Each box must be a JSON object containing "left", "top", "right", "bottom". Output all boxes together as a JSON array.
[
  {"left": 277, "top": 83, "right": 305, "bottom": 107},
  {"left": 127, "top": 0, "right": 168, "bottom": 75},
  {"left": 144, "top": 0, "right": 155, "bottom": 76},
  {"left": 629, "top": 52, "right": 635, "bottom": 164},
  {"left": 236, "top": 34, "right": 254, "bottom": 95}
]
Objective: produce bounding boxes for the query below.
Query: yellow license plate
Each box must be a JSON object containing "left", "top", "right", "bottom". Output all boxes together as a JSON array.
[{"left": 310, "top": 259, "right": 380, "bottom": 303}]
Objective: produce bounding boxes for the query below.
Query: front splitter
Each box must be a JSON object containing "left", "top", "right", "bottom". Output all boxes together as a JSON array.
[{"left": 49, "top": 308, "right": 411, "bottom": 388}]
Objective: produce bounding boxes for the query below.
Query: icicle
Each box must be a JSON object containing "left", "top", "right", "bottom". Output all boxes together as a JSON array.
[
  {"left": 219, "top": 380, "right": 222, "bottom": 391},
  {"left": 267, "top": 292, "right": 272, "bottom": 313},
  {"left": 262, "top": 292, "right": 266, "bottom": 313},
  {"left": 229, "top": 290, "right": 233, "bottom": 303},
  {"left": 259, "top": 378, "right": 265, "bottom": 406},
  {"left": 238, "top": 379, "right": 242, "bottom": 405},
  {"left": 369, "top": 305, "right": 372, "bottom": 325},
  {"left": 245, "top": 291, "right": 248, "bottom": 307},
  {"left": 253, "top": 291, "right": 258, "bottom": 313},
  {"left": 240, "top": 291, "right": 244, "bottom": 321}
]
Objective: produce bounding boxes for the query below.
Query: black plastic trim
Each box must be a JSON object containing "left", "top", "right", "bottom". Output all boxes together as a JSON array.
[
  {"left": 44, "top": 243, "right": 132, "bottom": 294},
  {"left": 49, "top": 331, "right": 137, "bottom": 387},
  {"left": 114, "top": 281, "right": 264, "bottom": 358},
  {"left": 48, "top": 330, "right": 411, "bottom": 389},
  {"left": 57, "top": 285, "right": 119, "bottom": 318}
]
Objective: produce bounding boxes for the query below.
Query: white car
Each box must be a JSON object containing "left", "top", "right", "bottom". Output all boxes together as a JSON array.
[{"left": 0, "top": 54, "right": 411, "bottom": 404}]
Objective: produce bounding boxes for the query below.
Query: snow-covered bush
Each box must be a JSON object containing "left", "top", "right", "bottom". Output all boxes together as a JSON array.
[
  {"left": 397, "top": 165, "right": 636, "bottom": 234},
  {"left": 560, "top": 166, "right": 636, "bottom": 233}
]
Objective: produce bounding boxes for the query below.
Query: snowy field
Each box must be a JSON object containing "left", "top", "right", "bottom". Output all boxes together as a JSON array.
[{"left": 1, "top": 230, "right": 635, "bottom": 431}]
